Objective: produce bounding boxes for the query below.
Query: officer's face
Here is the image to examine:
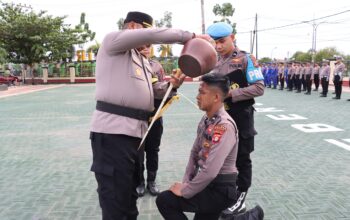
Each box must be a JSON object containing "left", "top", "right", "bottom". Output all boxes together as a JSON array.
[
  {"left": 138, "top": 45, "right": 151, "bottom": 58},
  {"left": 196, "top": 82, "right": 217, "bottom": 111},
  {"left": 214, "top": 35, "right": 235, "bottom": 56}
]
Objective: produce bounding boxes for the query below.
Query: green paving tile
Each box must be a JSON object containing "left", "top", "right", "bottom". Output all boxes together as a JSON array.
[{"left": 1, "top": 84, "right": 350, "bottom": 219}]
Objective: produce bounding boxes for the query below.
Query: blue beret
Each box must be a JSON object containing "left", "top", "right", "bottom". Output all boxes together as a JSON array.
[{"left": 206, "top": 22, "right": 233, "bottom": 40}]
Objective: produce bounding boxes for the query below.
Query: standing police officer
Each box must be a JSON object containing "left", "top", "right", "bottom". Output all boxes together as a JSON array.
[
  {"left": 333, "top": 56, "right": 346, "bottom": 99},
  {"left": 156, "top": 73, "right": 264, "bottom": 220},
  {"left": 206, "top": 22, "right": 265, "bottom": 217},
  {"left": 304, "top": 62, "right": 312, "bottom": 95},
  {"left": 320, "top": 60, "right": 330, "bottom": 97},
  {"left": 90, "top": 11, "right": 207, "bottom": 220},
  {"left": 136, "top": 44, "right": 167, "bottom": 196},
  {"left": 312, "top": 63, "right": 320, "bottom": 91}
]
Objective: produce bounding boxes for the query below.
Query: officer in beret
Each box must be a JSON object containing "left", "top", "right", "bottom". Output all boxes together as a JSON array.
[
  {"left": 89, "top": 11, "right": 208, "bottom": 220},
  {"left": 156, "top": 73, "right": 264, "bottom": 220},
  {"left": 206, "top": 22, "right": 265, "bottom": 218}
]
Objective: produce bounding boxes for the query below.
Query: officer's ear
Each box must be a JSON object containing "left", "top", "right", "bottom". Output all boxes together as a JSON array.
[{"left": 230, "top": 34, "right": 235, "bottom": 42}]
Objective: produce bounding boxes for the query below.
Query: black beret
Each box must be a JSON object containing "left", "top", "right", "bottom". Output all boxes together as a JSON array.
[{"left": 124, "top": 11, "right": 153, "bottom": 28}]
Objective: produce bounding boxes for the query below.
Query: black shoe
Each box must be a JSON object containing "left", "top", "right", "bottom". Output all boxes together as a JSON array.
[
  {"left": 347, "top": 99, "right": 350, "bottom": 101},
  {"left": 234, "top": 205, "right": 264, "bottom": 220},
  {"left": 332, "top": 92, "right": 336, "bottom": 94},
  {"left": 295, "top": 91, "right": 301, "bottom": 93},
  {"left": 320, "top": 94, "right": 327, "bottom": 97},
  {"left": 313, "top": 89, "right": 318, "bottom": 91},
  {"left": 147, "top": 181, "right": 160, "bottom": 196},
  {"left": 332, "top": 97, "right": 340, "bottom": 99},
  {"left": 221, "top": 191, "right": 247, "bottom": 218},
  {"left": 304, "top": 92, "right": 311, "bottom": 95},
  {"left": 136, "top": 183, "right": 145, "bottom": 197},
  {"left": 272, "top": 87, "right": 276, "bottom": 89}
]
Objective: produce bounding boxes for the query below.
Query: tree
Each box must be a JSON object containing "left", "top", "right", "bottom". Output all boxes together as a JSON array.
[
  {"left": 155, "top": 11, "right": 173, "bottom": 57},
  {"left": 0, "top": 2, "right": 95, "bottom": 77},
  {"left": 315, "top": 47, "right": 343, "bottom": 63},
  {"left": 87, "top": 41, "right": 100, "bottom": 57},
  {"left": 212, "top": 2, "right": 236, "bottom": 34},
  {"left": 259, "top": 57, "right": 272, "bottom": 64},
  {"left": 117, "top": 18, "right": 124, "bottom": 30},
  {"left": 291, "top": 51, "right": 312, "bottom": 62}
]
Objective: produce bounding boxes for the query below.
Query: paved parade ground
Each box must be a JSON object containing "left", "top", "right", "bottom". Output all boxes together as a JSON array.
[{"left": 0, "top": 83, "right": 350, "bottom": 220}]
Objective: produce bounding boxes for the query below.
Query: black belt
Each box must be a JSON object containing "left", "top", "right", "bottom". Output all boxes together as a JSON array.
[
  {"left": 211, "top": 173, "right": 237, "bottom": 184},
  {"left": 96, "top": 101, "right": 152, "bottom": 121}
]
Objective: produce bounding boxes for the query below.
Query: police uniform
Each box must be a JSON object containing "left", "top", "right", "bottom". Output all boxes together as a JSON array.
[
  {"left": 333, "top": 57, "right": 346, "bottom": 99},
  {"left": 138, "top": 58, "right": 166, "bottom": 195},
  {"left": 294, "top": 62, "right": 302, "bottom": 93},
  {"left": 304, "top": 62, "right": 312, "bottom": 94},
  {"left": 312, "top": 64, "right": 320, "bottom": 91},
  {"left": 278, "top": 63, "right": 285, "bottom": 90},
  {"left": 320, "top": 61, "right": 330, "bottom": 97},
  {"left": 206, "top": 22, "right": 265, "bottom": 215},
  {"left": 156, "top": 107, "right": 240, "bottom": 219},
  {"left": 90, "top": 11, "right": 194, "bottom": 220}
]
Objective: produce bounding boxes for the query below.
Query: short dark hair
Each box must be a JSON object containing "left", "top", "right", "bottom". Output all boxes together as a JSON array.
[{"left": 201, "top": 73, "right": 230, "bottom": 97}]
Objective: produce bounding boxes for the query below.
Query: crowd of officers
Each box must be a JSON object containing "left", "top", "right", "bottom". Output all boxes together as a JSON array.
[{"left": 261, "top": 57, "right": 349, "bottom": 100}]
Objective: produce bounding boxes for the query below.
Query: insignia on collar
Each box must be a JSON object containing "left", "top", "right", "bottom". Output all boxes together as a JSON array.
[{"left": 136, "top": 68, "right": 142, "bottom": 76}]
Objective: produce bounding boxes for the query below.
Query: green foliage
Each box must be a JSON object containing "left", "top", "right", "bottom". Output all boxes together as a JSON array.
[
  {"left": 117, "top": 18, "right": 124, "bottom": 30},
  {"left": 212, "top": 2, "right": 236, "bottom": 34},
  {"left": 155, "top": 11, "right": 172, "bottom": 28},
  {"left": 291, "top": 51, "right": 312, "bottom": 62},
  {"left": 291, "top": 47, "right": 345, "bottom": 63},
  {"left": 259, "top": 57, "right": 272, "bottom": 63},
  {"left": 0, "top": 2, "right": 95, "bottom": 66},
  {"left": 87, "top": 41, "right": 100, "bottom": 56}
]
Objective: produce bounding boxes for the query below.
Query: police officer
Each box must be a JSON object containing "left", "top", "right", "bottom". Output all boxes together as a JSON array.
[
  {"left": 206, "top": 22, "right": 265, "bottom": 217},
  {"left": 156, "top": 73, "right": 264, "bottom": 220},
  {"left": 333, "top": 56, "right": 346, "bottom": 99},
  {"left": 312, "top": 63, "right": 320, "bottom": 91},
  {"left": 136, "top": 44, "right": 167, "bottom": 196},
  {"left": 320, "top": 60, "right": 330, "bottom": 97},
  {"left": 304, "top": 62, "right": 312, "bottom": 95},
  {"left": 294, "top": 62, "right": 302, "bottom": 93},
  {"left": 287, "top": 62, "right": 295, "bottom": 91},
  {"left": 278, "top": 62, "right": 285, "bottom": 90},
  {"left": 89, "top": 11, "right": 207, "bottom": 220}
]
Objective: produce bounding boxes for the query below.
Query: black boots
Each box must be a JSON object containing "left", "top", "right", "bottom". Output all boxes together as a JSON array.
[
  {"left": 137, "top": 171, "right": 160, "bottom": 197},
  {"left": 147, "top": 181, "right": 160, "bottom": 196}
]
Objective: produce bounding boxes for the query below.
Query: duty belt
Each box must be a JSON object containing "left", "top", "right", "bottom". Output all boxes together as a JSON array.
[{"left": 96, "top": 101, "right": 152, "bottom": 121}]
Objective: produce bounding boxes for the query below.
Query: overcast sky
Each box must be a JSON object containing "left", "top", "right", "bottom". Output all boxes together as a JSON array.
[{"left": 6, "top": 0, "right": 350, "bottom": 59}]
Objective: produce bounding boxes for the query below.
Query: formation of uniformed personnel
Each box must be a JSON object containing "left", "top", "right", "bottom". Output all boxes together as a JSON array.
[
  {"left": 156, "top": 73, "right": 264, "bottom": 220},
  {"left": 206, "top": 22, "right": 265, "bottom": 218},
  {"left": 136, "top": 44, "right": 166, "bottom": 197},
  {"left": 332, "top": 56, "right": 346, "bottom": 99},
  {"left": 89, "top": 11, "right": 209, "bottom": 220},
  {"left": 319, "top": 60, "right": 331, "bottom": 97}
]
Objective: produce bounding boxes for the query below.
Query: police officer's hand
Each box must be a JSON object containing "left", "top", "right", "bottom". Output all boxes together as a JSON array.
[
  {"left": 170, "top": 69, "right": 186, "bottom": 89},
  {"left": 195, "top": 34, "right": 216, "bottom": 47},
  {"left": 169, "top": 182, "right": 184, "bottom": 196}
]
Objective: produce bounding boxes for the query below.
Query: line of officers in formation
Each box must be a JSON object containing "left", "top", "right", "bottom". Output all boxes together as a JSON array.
[{"left": 260, "top": 56, "right": 349, "bottom": 100}]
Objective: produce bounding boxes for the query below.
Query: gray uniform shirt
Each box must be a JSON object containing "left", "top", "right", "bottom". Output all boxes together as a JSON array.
[
  {"left": 320, "top": 65, "right": 330, "bottom": 80},
  {"left": 210, "top": 48, "right": 265, "bottom": 102},
  {"left": 181, "top": 106, "right": 238, "bottom": 199},
  {"left": 90, "top": 28, "right": 193, "bottom": 138},
  {"left": 334, "top": 62, "right": 346, "bottom": 79}
]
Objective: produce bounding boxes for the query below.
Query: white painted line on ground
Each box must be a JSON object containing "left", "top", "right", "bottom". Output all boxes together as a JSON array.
[
  {"left": 324, "top": 139, "right": 350, "bottom": 151},
  {"left": 0, "top": 85, "right": 65, "bottom": 99}
]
